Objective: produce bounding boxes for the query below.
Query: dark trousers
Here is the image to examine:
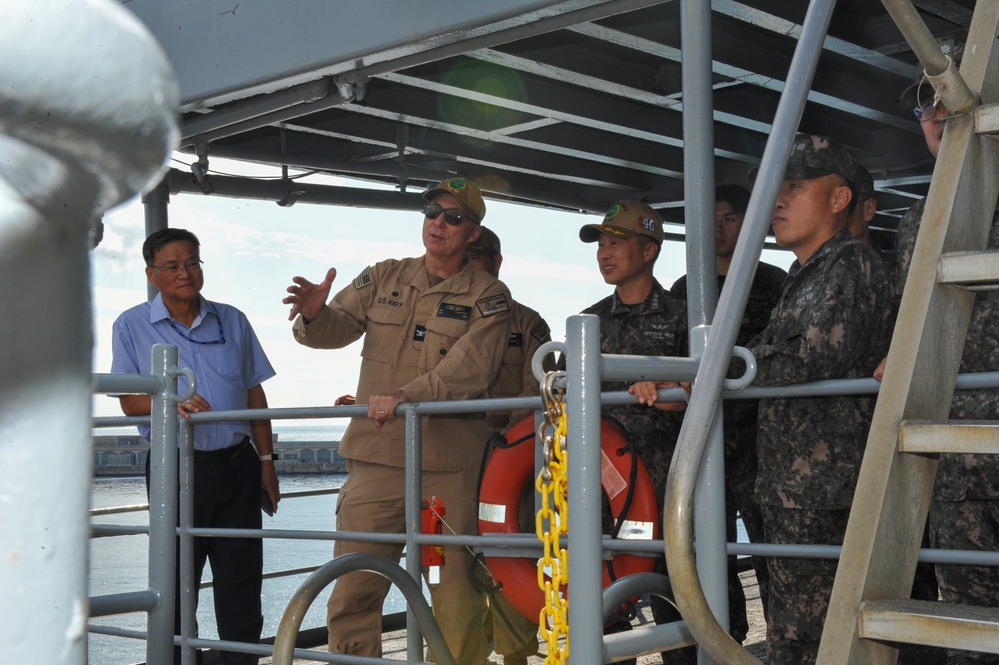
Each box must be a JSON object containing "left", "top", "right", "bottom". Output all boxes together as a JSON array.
[{"left": 147, "top": 439, "right": 263, "bottom": 665}]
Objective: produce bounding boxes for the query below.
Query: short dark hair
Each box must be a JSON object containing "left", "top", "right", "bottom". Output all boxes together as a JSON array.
[
  {"left": 634, "top": 233, "right": 662, "bottom": 264},
  {"left": 715, "top": 184, "right": 751, "bottom": 216},
  {"left": 142, "top": 228, "right": 200, "bottom": 266}
]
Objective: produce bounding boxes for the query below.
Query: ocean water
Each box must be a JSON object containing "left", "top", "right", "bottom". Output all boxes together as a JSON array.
[
  {"left": 273, "top": 424, "right": 348, "bottom": 443},
  {"left": 87, "top": 426, "right": 380, "bottom": 665}
]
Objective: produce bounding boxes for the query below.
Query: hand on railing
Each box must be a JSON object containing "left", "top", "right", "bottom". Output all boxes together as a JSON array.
[
  {"left": 368, "top": 391, "right": 410, "bottom": 428},
  {"left": 177, "top": 392, "right": 212, "bottom": 419},
  {"left": 873, "top": 355, "right": 887, "bottom": 382},
  {"left": 628, "top": 381, "right": 690, "bottom": 411}
]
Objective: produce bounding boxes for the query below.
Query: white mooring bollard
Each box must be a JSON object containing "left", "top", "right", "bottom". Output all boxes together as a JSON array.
[{"left": 0, "top": 1, "right": 178, "bottom": 662}]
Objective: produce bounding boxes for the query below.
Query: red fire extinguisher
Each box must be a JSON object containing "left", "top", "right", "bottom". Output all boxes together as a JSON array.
[{"left": 422, "top": 496, "right": 445, "bottom": 585}]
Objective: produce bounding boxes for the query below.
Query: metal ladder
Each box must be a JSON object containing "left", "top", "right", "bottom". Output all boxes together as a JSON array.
[{"left": 817, "top": 3, "right": 999, "bottom": 663}]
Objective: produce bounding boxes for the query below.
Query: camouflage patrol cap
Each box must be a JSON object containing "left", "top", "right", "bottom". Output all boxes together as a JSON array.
[
  {"left": 784, "top": 134, "right": 858, "bottom": 190},
  {"left": 468, "top": 225, "right": 501, "bottom": 255},
  {"left": 579, "top": 200, "right": 664, "bottom": 244},
  {"left": 424, "top": 176, "right": 486, "bottom": 223},
  {"left": 851, "top": 164, "right": 875, "bottom": 199}
]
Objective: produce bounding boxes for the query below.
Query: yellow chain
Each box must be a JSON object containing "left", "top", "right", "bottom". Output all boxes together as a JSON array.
[{"left": 536, "top": 372, "right": 569, "bottom": 665}]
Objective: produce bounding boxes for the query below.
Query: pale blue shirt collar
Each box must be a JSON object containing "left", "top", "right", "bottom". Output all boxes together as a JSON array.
[{"left": 148, "top": 292, "right": 217, "bottom": 329}]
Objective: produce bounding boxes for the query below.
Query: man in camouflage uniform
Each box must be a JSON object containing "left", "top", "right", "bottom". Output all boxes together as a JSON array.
[
  {"left": 845, "top": 164, "right": 877, "bottom": 248},
  {"left": 467, "top": 225, "right": 552, "bottom": 665},
  {"left": 747, "top": 134, "right": 893, "bottom": 665},
  {"left": 670, "top": 184, "right": 787, "bottom": 637},
  {"left": 576, "top": 200, "right": 691, "bottom": 664},
  {"left": 884, "top": 41, "right": 999, "bottom": 663},
  {"left": 846, "top": 163, "right": 896, "bottom": 270},
  {"left": 468, "top": 226, "right": 554, "bottom": 434}
]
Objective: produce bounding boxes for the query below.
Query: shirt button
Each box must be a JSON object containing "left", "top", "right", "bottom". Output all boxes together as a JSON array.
[{"left": 439, "top": 348, "right": 447, "bottom": 356}]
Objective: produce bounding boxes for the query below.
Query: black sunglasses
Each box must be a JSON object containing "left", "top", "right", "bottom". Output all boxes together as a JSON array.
[{"left": 423, "top": 204, "right": 469, "bottom": 226}]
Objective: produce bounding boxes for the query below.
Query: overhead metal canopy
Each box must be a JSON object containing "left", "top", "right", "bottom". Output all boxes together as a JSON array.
[{"left": 123, "top": 0, "right": 975, "bottom": 238}]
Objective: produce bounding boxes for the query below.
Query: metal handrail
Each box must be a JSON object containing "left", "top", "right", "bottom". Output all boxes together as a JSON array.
[
  {"left": 272, "top": 553, "right": 455, "bottom": 665},
  {"left": 91, "top": 364, "right": 999, "bottom": 662}
]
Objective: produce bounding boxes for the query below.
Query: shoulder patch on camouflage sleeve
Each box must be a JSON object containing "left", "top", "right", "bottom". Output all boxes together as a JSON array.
[
  {"left": 530, "top": 319, "right": 551, "bottom": 343},
  {"left": 353, "top": 267, "right": 373, "bottom": 289},
  {"left": 476, "top": 293, "right": 510, "bottom": 318}
]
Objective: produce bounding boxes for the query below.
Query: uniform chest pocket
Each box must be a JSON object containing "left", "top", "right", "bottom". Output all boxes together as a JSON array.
[
  {"left": 502, "top": 333, "right": 526, "bottom": 367},
  {"left": 362, "top": 305, "right": 410, "bottom": 362},
  {"left": 417, "top": 317, "right": 470, "bottom": 369}
]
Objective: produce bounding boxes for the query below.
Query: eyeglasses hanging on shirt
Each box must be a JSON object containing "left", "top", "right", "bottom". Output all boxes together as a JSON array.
[{"left": 165, "top": 316, "right": 227, "bottom": 345}]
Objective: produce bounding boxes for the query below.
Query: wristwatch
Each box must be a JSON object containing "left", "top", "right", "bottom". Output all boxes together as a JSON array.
[{"left": 259, "top": 453, "right": 279, "bottom": 461}]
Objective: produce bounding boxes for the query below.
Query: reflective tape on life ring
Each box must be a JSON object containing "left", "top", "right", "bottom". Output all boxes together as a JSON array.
[
  {"left": 616, "top": 519, "right": 656, "bottom": 540},
  {"left": 478, "top": 502, "right": 508, "bottom": 525},
  {"left": 477, "top": 415, "right": 661, "bottom": 622}
]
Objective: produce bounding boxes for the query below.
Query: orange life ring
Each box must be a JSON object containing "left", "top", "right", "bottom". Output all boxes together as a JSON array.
[{"left": 477, "top": 415, "right": 661, "bottom": 622}]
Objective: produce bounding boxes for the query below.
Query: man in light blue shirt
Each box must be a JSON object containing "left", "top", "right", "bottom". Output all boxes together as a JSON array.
[{"left": 111, "top": 228, "right": 277, "bottom": 665}]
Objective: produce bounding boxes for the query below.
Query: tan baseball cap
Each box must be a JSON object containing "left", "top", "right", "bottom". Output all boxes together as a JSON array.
[
  {"left": 423, "top": 176, "right": 486, "bottom": 223},
  {"left": 579, "top": 200, "right": 664, "bottom": 244},
  {"left": 468, "top": 225, "right": 501, "bottom": 255}
]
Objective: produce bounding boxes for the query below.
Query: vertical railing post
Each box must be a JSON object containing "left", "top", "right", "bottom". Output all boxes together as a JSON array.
[
  {"left": 0, "top": 1, "right": 176, "bottom": 663},
  {"left": 566, "top": 313, "right": 605, "bottom": 660},
  {"left": 178, "top": 421, "right": 197, "bottom": 665},
  {"left": 148, "top": 344, "right": 181, "bottom": 664},
  {"left": 680, "top": 1, "right": 729, "bottom": 662},
  {"left": 404, "top": 407, "right": 426, "bottom": 664}
]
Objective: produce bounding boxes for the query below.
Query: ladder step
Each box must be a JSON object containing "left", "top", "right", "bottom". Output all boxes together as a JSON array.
[
  {"left": 899, "top": 421, "right": 999, "bottom": 454},
  {"left": 938, "top": 250, "right": 999, "bottom": 290},
  {"left": 976, "top": 103, "right": 999, "bottom": 135},
  {"left": 859, "top": 599, "right": 999, "bottom": 653}
]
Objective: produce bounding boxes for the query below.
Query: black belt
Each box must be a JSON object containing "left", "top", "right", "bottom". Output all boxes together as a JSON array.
[{"left": 193, "top": 436, "right": 250, "bottom": 463}]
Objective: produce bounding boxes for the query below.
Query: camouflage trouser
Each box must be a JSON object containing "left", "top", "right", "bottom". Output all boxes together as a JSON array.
[
  {"left": 929, "top": 499, "right": 999, "bottom": 665},
  {"left": 760, "top": 505, "right": 849, "bottom": 665},
  {"left": 898, "top": 524, "right": 947, "bottom": 665}
]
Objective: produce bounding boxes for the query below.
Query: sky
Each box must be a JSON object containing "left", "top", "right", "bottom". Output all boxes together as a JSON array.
[{"left": 90, "top": 156, "right": 793, "bottom": 420}]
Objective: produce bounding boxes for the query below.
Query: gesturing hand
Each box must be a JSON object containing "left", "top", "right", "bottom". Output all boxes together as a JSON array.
[{"left": 283, "top": 267, "right": 337, "bottom": 322}]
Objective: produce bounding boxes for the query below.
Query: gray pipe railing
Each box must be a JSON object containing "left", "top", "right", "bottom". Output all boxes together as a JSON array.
[
  {"left": 272, "top": 553, "right": 455, "bottom": 665},
  {"left": 882, "top": 0, "right": 976, "bottom": 114},
  {"left": 90, "top": 358, "right": 999, "bottom": 662},
  {"left": 680, "top": 3, "right": 730, "bottom": 662}
]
